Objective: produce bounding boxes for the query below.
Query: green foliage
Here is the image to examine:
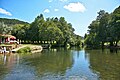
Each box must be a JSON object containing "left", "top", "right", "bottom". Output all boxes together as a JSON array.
[
  {"left": 17, "top": 46, "right": 31, "bottom": 53},
  {"left": 0, "top": 14, "right": 82, "bottom": 47},
  {"left": 0, "top": 18, "right": 28, "bottom": 26},
  {"left": 0, "top": 18, "right": 29, "bottom": 42},
  {"left": 25, "top": 14, "right": 81, "bottom": 47},
  {"left": 85, "top": 20, "right": 101, "bottom": 48},
  {"left": 85, "top": 6, "right": 120, "bottom": 48},
  {"left": 11, "top": 24, "right": 30, "bottom": 40},
  {"left": 108, "top": 6, "right": 120, "bottom": 44},
  {"left": 0, "top": 22, "right": 12, "bottom": 34},
  {"left": 84, "top": 33, "right": 100, "bottom": 49}
]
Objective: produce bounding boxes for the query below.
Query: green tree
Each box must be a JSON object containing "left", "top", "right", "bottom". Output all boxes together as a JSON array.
[
  {"left": 9, "top": 14, "right": 82, "bottom": 46},
  {"left": 28, "top": 14, "right": 45, "bottom": 43},
  {"left": 11, "top": 24, "right": 26, "bottom": 40},
  {"left": 84, "top": 20, "right": 100, "bottom": 48},
  {"left": 0, "top": 22, "right": 12, "bottom": 34},
  {"left": 85, "top": 6, "right": 120, "bottom": 48},
  {"left": 97, "top": 12, "right": 110, "bottom": 47},
  {"left": 109, "top": 6, "right": 120, "bottom": 46},
  {"left": 58, "top": 17, "right": 75, "bottom": 46}
]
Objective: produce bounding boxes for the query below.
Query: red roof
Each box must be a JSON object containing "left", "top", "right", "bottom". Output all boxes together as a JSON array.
[{"left": 0, "top": 34, "right": 16, "bottom": 39}]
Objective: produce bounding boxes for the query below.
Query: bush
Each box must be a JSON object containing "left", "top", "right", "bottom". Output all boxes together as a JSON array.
[{"left": 17, "top": 46, "right": 31, "bottom": 53}]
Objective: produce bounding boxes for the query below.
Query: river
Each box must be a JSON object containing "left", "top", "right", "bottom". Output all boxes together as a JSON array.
[{"left": 0, "top": 48, "right": 120, "bottom": 80}]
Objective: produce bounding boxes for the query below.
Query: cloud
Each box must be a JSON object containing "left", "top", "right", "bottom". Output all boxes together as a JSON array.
[
  {"left": 44, "top": 9, "right": 50, "bottom": 13},
  {"left": 59, "top": 0, "right": 68, "bottom": 2},
  {"left": 49, "top": 0, "right": 53, "bottom": 2},
  {"left": 0, "top": 8, "right": 12, "bottom": 16},
  {"left": 63, "top": 2, "right": 86, "bottom": 13},
  {"left": 54, "top": 9, "right": 59, "bottom": 12}
]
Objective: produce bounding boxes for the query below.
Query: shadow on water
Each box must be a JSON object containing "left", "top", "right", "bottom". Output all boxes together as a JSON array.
[
  {"left": 86, "top": 49, "right": 120, "bottom": 80},
  {"left": 109, "top": 48, "right": 118, "bottom": 53}
]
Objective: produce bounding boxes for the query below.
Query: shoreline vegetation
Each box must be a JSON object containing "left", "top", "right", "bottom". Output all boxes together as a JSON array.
[
  {"left": 0, "top": 44, "right": 43, "bottom": 54},
  {"left": 84, "top": 6, "right": 120, "bottom": 49},
  {"left": 0, "top": 6, "right": 119, "bottom": 51},
  {"left": 0, "top": 14, "right": 82, "bottom": 50},
  {"left": 14, "top": 44, "right": 43, "bottom": 53}
]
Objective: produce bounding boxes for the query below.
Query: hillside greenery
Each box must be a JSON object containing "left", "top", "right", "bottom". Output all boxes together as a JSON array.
[{"left": 0, "top": 18, "right": 28, "bottom": 26}]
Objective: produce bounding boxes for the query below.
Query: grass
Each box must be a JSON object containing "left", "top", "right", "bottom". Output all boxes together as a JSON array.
[
  {"left": 16, "top": 44, "right": 42, "bottom": 53},
  {"left": 17, "top": 46, "right": 31, "bottom": 53}
]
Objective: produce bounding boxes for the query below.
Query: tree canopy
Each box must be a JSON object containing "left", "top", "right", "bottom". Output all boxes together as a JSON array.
[
  {"left": 84, "top": 6, "right": 120, "bottom": 48},
  {"left": 0, "top": 14, "right": 82, "bottom": 47}
]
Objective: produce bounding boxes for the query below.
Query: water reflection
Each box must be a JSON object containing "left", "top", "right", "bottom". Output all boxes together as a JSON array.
[
  {"left": 0, "top": 48, "right": 99, "bottom": 80},
  {"left": 86, "top": 49, "right": 120, "bottom": 80},
  {"left": 109, "top": 48, "right": 118, "bottom": 53},
  {"left": 1, "top": 48, "right": 116, "bottom": 80},
  {"left": 0, "top": 53, "right": 20, "bottom": 79},
  {"left": 2, "top": 54, "right": 20, "bottom": 65},
  {"left": 3, "top": 55, "right": 6, "bottom": 65},
  {"left": 24, "top": 49, "right": 74, "bottom": 77}
]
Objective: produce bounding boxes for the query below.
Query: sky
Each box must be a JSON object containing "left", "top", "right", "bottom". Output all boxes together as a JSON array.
[{"left": 0, "top": 0, "right": 120, "bottom": 36}]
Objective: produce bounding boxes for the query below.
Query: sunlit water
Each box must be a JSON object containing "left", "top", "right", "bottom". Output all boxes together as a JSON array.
[{"left": 0, "top": 48, "right": 120, "bottom": 80}]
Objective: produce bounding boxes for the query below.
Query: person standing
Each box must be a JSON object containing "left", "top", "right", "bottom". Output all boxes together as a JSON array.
[{"left": 3, "top": 47, "right": 6, "bottom": 54}]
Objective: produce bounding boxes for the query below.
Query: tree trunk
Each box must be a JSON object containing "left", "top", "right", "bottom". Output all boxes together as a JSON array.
[
  {"left": 115, "top": 41, "right": 118, "bottom": 47},
  {"left": 101, "top": 41, "right": 104, "bottom": 48},
  {"left": 110, "top": 41, "right": 113, "bottom": 47}
]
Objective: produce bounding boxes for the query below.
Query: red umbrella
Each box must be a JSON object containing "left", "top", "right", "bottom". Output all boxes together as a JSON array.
[{"left": 9, "top": 36, "right": 16, "bottom": 40}]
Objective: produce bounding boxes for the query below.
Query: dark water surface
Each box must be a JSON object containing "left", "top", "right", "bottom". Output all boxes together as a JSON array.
[{"left": 0, "top": 48, "right": 120, "bottom": 80}]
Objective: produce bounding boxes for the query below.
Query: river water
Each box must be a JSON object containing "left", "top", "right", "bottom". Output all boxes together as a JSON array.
[{"left": 0, "top": 48, "right": 120, "bottom": 80}]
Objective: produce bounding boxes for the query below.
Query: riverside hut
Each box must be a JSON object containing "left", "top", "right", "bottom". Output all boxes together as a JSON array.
[{"left": 0, "top": 34, "right": 17, "bottom": 44}]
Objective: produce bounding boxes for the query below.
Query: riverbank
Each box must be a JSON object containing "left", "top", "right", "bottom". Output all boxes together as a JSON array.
[
  {"left": 13, "top": 44, "right": 43, "bottom": 53},
  {"left": 0, "top": 44, "right": 43, "bottom": 54}
]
